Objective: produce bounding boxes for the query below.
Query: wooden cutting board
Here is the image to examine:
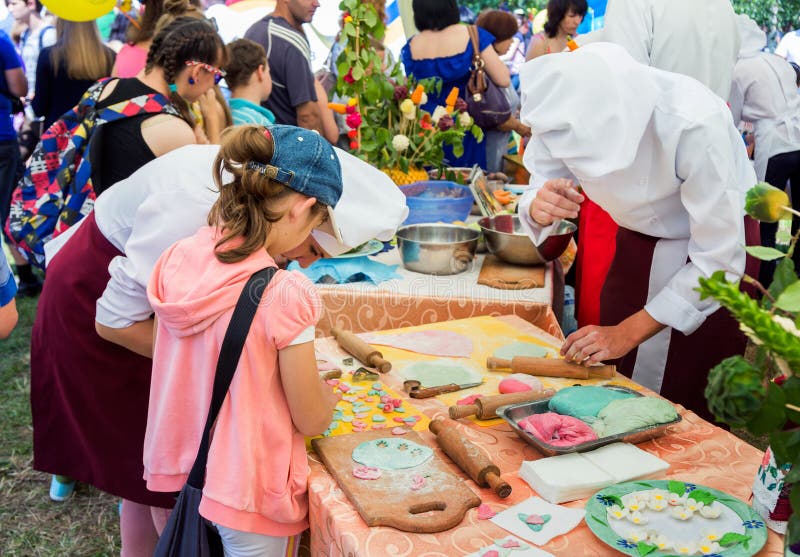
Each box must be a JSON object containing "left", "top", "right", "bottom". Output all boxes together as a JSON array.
[
  {"left": 311, "top": 429, "right": 481, "bottom": 533},
  {"left": 478, "top": 254, "right": 545, "bottom": 290}
]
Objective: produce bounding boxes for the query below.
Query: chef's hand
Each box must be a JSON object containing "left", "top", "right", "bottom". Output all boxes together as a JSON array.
[
  {"left": 528, "top": 178, "right": 584, "bottom": 226},
  {"left": 561, "top": 310, "right": 666, "bottom": 365}
]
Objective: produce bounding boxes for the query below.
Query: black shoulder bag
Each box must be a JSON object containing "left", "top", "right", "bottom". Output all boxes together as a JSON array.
[{"left": 154, "top": 266, "right": 277, "bottom": 557}]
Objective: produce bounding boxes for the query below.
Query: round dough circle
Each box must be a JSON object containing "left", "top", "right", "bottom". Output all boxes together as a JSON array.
[{"left": 493, "top": 342, "right": 556, "bottom": 360}]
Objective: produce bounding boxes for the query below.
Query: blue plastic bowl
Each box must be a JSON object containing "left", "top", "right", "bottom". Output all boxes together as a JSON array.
[{"left": 399, "top": 181, "right": 474, "bottom": 225}]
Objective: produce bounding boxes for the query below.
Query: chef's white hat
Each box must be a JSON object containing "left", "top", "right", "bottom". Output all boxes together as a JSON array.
[{"left": 312, "top": 147, "right": 409, "bottom": 256}]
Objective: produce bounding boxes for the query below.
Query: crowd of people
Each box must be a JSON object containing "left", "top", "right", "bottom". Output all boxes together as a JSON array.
[{"left": 0, "top": 0, "right": 799, "bottom": 555}]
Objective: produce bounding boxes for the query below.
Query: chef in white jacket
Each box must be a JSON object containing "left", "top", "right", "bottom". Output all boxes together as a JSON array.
[
  {"left": 577, "top": 0, "right": 740, "bottom": 100},
  {"left": 517, "top": 43, "right": 758, "bottom": 421},
  {"left": 730, "top": 14, "right": 800, "bottom": 285}
]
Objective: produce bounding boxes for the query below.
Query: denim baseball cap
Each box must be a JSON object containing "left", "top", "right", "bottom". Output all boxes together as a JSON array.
[{"left": 247, "top": 125, "right": 343, "bottom": 208}]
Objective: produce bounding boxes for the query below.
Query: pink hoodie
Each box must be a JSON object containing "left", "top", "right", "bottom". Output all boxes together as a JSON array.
[{"left": 145, "top": 226, "right": 321, "bottom": 536}]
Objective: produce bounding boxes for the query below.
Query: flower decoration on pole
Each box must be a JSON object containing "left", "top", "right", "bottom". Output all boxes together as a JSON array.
[
  {"left": 698, "top": 181, "right": 800, "bottom": 549},
  {"left": 332, "top": 0, "right": 483, "bottom": 185}
]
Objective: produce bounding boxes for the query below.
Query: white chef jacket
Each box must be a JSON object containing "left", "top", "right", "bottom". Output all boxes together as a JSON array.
[
  {"left": 729, "top": 15, "right": 800, "bottom": 181},
  {"left": 577, "top": 0, "right": 740, "bottom": 100},
  {"left": 46, "top": 143, "right": 408, "bottom": 329},
  {"left": 517, "top": 43, "right": 755, "bottom": 336}
]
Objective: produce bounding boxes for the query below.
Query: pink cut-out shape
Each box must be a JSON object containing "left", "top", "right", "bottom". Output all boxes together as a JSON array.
[
  {"left": 393, "top": 417, "right": 406, "bottom": 423},
  {"left": 482, "top": 551, "right": 499, "bottom": 557},
  {"left": 372, "top": 424, "right": 384, "bottom": 429},
  {"left": 342, "top": 395, "right": 358, "bottom": 403},
  {"left": 383, "top": 404, "right": 393, "bottom": 413},
  {"left": 391, "top": 399, "right": 402, "bottom": 408},
  {"left": 325, "top": 379, "right": 340, "bottom": 386},
  {"left": 357, "top": 394, "right": 366, "bottom": 399},
  {"left": 410, "top": 475, "right": 425, "bottom": 490},
  {"left": 364, "top": 397, "right": 374, "bottom": 402},
  {"left": 525, "top": 514, "right": 545, "bottom": 525},
  {"left": 391, "top": 427, "right": 407, "bottom": 435},
  {"left": 457, "top": 393, "right": 484, "bottom": 405},
  {"left": 380, "top": 395, "right": 391, "bottom": 403},
  {"left": 337, "top": 383, "right": 350, "bottom": 393},
  {"left": 352, "top": 466, "right": 382, "bottom": 480},
  {"left": 354, "top": 413, "right": 368, "bottom": 419},
  {"left": 477, "top": 504, "right": 496, "bottom": 519},
  {"left": 501, "top": 539, "right": 521, "bottom": 548}
]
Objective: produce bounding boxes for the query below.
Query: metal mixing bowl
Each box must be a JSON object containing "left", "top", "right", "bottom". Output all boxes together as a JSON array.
[
  {"left": 396, "top": 224, "right": 480, "bottom": 275},
  {"left": 478, "top": 215, "right": 576, "bottom": 265}
]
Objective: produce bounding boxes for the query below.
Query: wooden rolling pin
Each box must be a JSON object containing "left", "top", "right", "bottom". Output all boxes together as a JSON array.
[
  {"left": 449, "top": 389, "right": 555, "bottom": 420},
  {"left": 486, "top": 356, "right": 615, "bottom": 380},
  {"left": 429, "top": 418, "right": 512, "bottom": 498},
  {"left": 331, "top": 327, "right": 392, "bottom": 373}
]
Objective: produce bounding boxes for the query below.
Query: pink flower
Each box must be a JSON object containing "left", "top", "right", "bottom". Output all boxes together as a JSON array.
[
  {"left": 343, "top": 68, "right": 355, "bottom": 84},
  {"left": 437, "top": 114, "right": 454, "bottom": 131},
  {"left": 345, "top": 112, "right": 362, "bottom": 129}
]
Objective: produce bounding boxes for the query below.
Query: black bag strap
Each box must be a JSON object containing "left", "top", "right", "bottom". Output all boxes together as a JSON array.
[{"left": 186, "top": 266, "right": 277, "bottom": 488}]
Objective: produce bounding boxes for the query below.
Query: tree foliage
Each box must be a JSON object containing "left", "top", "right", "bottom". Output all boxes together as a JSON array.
[{"left": 732, "top": 0, "right": 800, "bottom": 31}]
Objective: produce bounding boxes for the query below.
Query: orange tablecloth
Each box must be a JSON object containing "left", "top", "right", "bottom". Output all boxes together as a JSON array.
[
  {"left": 313, "top": 251, "right": 564, "bottom": 339},
  {"left": 307, "top": 316, "right": 783, "bottom": 556}
]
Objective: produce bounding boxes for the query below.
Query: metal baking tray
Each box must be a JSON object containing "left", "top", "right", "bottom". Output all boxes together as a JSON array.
[{"left": 496, "top": 385, "right": 682, "bottom": 457}]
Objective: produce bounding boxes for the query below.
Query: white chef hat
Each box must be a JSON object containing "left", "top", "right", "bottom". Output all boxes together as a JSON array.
[
  {"left": 311, "top": 147, "right": 409, "bottom": 257},
  {"left": 736, "top": 14, "right": 767, "bottom": 59}
]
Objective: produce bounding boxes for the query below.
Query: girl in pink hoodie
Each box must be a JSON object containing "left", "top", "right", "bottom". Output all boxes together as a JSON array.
[{"left": 145, "top": 124, "right": 342, "bottom": 556}]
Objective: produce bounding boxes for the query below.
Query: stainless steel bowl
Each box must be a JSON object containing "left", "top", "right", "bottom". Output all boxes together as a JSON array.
[
  {"left": 478, "top": 215, "right": 576, "bottom": 265},
  {"left": 396, "top": 224, "right": 480, "bottom": 275}
]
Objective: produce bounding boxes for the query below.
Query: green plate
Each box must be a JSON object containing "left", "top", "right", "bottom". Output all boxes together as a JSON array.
[
  {"left": 585, "top": 480, "right": 767, "bottom": 557},
  {"left": 332, "top": 239, "right": 384, "bottom": 259}
]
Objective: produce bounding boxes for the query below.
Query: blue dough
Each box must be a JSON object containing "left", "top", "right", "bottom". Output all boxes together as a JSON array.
[{"left": 548, "top": 386, "right": 636, "bottom": 419}]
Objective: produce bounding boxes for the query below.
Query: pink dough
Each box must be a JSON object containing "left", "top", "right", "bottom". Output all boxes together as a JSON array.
[
  {"left": 352, "top": 466, "right": 382, "bottom": 480},
  {"left": 358, "top": 331, "right": 474, "bottom": 358},
  {"left": 477, "top": 503, "right": 496, "bottom": 519},
  {"left": 498, "top": 374, "right": 543, "bottom": 394},
  {"left": 457, "top": 394, "right": 484, "bottom": 405},
  {"left": 410, "top": 475, "right": 426, "bottom": 490},
  {"left": 517, "top": 412, "right": 597, "bottom": 447}
]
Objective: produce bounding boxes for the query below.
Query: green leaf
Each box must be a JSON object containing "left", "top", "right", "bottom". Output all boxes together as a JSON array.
[
  {"left": 764, "top": 257, "right": 800, "bottom": 304},
  {"left": 667, "top": 480, "right": 686, "bottom": 496},
  {"left": 590, "top": 515, "right": 607, "bottom": 528},
  {"left": 745, "top": 245, "right": 788, "bottom": 261},
  {"left": 767, "top": 429, "right": 800, "bottom": 467},
  {"left": 344, "top": 21, "right": 356, "bottom": 37},
  {"left": 686, "top": 489, "right": 716, "bottom": 505},
  {"left": 718, "top": 532, "right": 751, "bottom": 547},
  {"left": 636, "top": 542, "right": 657, "bottom": 556},
  {"left": 363, "top": 7, "right": 378, "bottom": 27},
  {"left": 746, "top": 382, "right": 787, "bottom": 434},
  {"left": 776, "top": 281, "right": 800, "bottom": 312},
  {"left": 788, "top": 513, "right": 800, "bottom": 546},
  {"left": 351, "top": 63, "right": 365, "bottom": 81},
  {"left": 784, "top": 377, "right": 800, "bottom": 424},
  {"left": 340, "top": 0, "right": 357, "bottom": 11}
]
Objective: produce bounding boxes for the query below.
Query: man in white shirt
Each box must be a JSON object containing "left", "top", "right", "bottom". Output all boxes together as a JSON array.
[
  {"left": 517, "top": 43, "right": 757, "bottom": 422},
  {"left": 776, "top": 29, "right": 800, "bottom": 64},
  {"left": 577, "top": 0, "right": 740, "bottom": 99}
]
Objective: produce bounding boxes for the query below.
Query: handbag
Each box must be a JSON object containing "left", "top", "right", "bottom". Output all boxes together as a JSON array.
[
  {"left": 466, "top": 25, "right": 512, "bottom": 130},
  {"left": 153, "top": 266, "right": 278, "bottom": 557}
]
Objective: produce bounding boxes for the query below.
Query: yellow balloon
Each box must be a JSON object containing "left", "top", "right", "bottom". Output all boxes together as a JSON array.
[{"left": 42, "top": 0, "right": 117, "bottom": 22}]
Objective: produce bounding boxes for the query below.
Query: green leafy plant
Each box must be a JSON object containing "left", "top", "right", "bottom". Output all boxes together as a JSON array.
[
  {"left": 698, "top": 182, "right": 800, "bottom": 547},
  {"left": 333, "top": 0, "right": 481, "bottom": 177}
]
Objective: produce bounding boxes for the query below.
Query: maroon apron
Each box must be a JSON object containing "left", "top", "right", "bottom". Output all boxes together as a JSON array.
[
  {"left": 31, "top": 213, "right": 175, "bottom": 507},
  {"left": 599, "top": 219, "right": 760, "bottom": 423}
]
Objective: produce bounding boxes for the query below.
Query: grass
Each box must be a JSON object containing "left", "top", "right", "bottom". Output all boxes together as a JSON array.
[{"left": 0, "top": 296, "right": 120, "bottom": 556}]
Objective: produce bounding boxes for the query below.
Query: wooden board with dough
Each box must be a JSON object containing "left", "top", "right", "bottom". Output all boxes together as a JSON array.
[{"left": 311, "top": 429, "right": 481, "bottom": 533}]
